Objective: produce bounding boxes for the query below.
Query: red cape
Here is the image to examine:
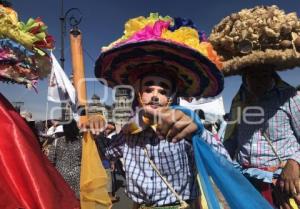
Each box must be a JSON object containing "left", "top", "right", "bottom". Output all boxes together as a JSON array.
[{"left": 0, "top": 93, "right": 80, "bottom": 209}]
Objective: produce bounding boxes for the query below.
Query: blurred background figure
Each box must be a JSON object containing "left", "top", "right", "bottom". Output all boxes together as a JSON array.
[
  {"left": 46, "top": 119, "right": 64, "bottom": 137},
  {"left": 95, "top": 122, "right": 120, "bottom": 203},
  {"left": 217, "top": 113, "right": 230, "bottom": 142},
  {"left": 20, "top": 111, "right": 40, "bottom": 143},
  {"left": 44, "top": 119, "right": 82, "bottom": 199}
]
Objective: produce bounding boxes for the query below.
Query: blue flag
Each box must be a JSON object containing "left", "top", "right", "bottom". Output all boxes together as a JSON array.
[{"left": 172, "top": 106, "right": 273, "bottom": 209}]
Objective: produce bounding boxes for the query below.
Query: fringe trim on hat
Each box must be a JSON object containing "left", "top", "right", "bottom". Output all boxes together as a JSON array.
[{"left": 222, "top": 48, "right": 300, "bottom": 76}]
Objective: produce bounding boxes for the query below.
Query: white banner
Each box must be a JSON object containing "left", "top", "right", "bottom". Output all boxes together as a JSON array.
[{"left": 47, "top": 52, "right": 76, "bottom": 104}]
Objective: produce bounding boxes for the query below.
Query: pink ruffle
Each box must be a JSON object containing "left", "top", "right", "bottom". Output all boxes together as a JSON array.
[
  {"left": 0, "top": 49, "right": 14, "bottom": 60},
  {"left": 0, "top": 64, "right": 39, "bottom": 81},
  {"left": 124, "top": 20, "right": 170, "bottom": 44}
]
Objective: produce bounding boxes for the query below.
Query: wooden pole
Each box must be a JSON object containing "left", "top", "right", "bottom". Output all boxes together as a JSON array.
[{"left": 69, "top": 28, "right": 88, "bottom": 125}]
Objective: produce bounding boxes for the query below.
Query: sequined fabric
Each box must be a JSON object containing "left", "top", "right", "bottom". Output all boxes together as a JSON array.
[{"left": 47, "top": 136, "right": 81, "bottom": 198}]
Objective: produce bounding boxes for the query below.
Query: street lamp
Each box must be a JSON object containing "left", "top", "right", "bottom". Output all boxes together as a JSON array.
[
  {"left": 60, "top": 2, "right": 82, "bottom": 69},
  {"left": 59, "top": 1, "right": 82, "bottom": 121}
]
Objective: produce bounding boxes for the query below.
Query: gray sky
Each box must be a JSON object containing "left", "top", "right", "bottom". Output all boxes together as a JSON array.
[{"left": 1, "top": 0, "right": 299, "bottom": 120}]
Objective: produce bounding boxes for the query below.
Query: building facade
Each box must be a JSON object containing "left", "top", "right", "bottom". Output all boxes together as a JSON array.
[{"left": 87, "top": 86, "right": 133, "bottom": 128}]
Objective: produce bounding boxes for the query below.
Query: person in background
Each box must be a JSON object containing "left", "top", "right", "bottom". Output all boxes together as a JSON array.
[
  {"left": 217, "top": 113, "right": 229, "bottom": 142},
  {"left": 20, "top": 111, "right": 40, "bottom": 141},
  {"left": 46, "top": 119, "right": 82, "bottom": 199},
  {"left": 224, "top": 69, "right": 300, "bottom": 208},
  {"left": 209, "top": 5, "right": 300, "bottom": 208},
  {"left": 95, "top": 122, "right": 120, "bottom": 203}
]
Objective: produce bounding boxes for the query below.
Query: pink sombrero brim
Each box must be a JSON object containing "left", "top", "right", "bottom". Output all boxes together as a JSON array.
[{"left": 95, "top": 40, "right": 224, "bottom": 98}]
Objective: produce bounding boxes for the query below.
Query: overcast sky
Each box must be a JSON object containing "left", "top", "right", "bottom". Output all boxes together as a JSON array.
[{"left": 1, "top": 0, "right": 299, "bottom": 120}]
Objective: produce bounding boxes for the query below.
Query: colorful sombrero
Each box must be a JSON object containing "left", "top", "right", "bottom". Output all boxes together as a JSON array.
[
  {"left": 95, "top": 13, "right": 224, "bottom": 98},
  {"left": 209, "top": 5, "right": 300, "bottom": 76},
  {"left": 0, "top": 3, "right": 54, "bottom": 88}
]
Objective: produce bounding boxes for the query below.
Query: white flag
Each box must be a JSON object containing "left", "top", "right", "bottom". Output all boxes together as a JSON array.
[{"left": 47, "top": 52, "right": 76, "bottom": 104}]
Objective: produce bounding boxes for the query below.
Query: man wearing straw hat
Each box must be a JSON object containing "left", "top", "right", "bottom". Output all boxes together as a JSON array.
[
  {"left": 94, "top": 13, "right": 232, "bottom": 209},
  {"left": 0, "top": 1, "right": 79, "bottom": 208},
  {"left": 209, "top": 5, "right": 300, "bottom": 208}
]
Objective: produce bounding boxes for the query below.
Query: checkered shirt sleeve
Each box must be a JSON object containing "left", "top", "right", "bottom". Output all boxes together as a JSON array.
[{"left": 287, "top": 91, "right": 300, "bottom": 163}]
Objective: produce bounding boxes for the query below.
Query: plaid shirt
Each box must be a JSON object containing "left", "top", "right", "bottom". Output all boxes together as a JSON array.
[
  {"left": 105, "top": 120, "right": 230, "bottom": 206},
  {"left": 227, "top": 88, "right": 300, "bottom": 168}
]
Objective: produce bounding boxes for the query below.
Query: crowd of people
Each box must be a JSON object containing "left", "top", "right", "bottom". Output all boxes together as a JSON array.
[{"left": 0, "top": 1, "right": 299, "bottom": 209}]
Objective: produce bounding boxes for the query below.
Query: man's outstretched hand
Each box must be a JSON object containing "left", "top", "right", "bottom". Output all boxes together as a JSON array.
[{"left": 144, "top": 107, "right": 198, "bottom": 142}]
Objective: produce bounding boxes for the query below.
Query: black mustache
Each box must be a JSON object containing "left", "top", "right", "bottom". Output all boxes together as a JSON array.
[{"left": 145, "top": 101, "right": 163, "bottom": 106}]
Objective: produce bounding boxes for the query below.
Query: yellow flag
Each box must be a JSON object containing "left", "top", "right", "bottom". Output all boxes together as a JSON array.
[
  {"left": 80, "top": 131, "right": 112, "bottom": 209},
  {"left": 289, "top": 198, "right": 299, "bottom": 209},
  {"left": 197, "top": 175, "right": 208, "bottom": 209}
]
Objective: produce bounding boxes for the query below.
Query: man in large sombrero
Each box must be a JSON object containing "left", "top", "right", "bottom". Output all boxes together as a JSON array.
[
  {"left": 0, "top": 1, "right": 79, "bottom": 208},
  {"left": 94, "top": 13, "right": 232, "bottom": 209},
  {"left": 209, "top": 5, "right": 300, "bottom": 208}
]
